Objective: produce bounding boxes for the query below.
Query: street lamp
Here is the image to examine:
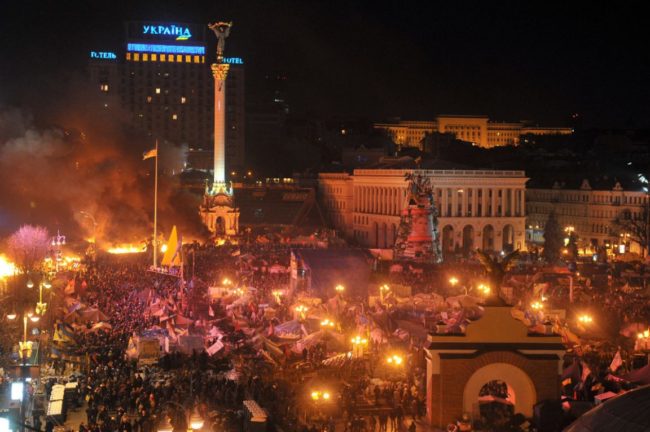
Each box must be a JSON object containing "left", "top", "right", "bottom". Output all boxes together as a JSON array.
[
  {"left": 310, "top": 390, "right": 331, "bottom": 401},
  {"left": 351, "top": 335, "right": 368, "bottom": 358},
  {"left": 386, "top": 354, "right": 404, "bottom": 366},
  {"left": 7, "top": 310, "right": 40, "bottom": 432},
  {"left": 380, "top": 284, "right": 390, "bottom": 302},
  {"left": 35, "top": 279, "right": 51, "bottom": 316},
  {"left": 449, "top": 277, "right": 459, "bottom": 287},
  {"left": 335, "top": 284, "right": 345, "bottom": 294},
  {"left": 578, "top": 314, "right": 593, "bottom": 324},
  {"left": 531, "top": 301, "right": 544, "bottom": 311},
  {"left": 320, "top": 319, "right": 336, "bottom": 329},
  {"left": 477, "top": 283, "right": 491, "bottom": 295},
  {"left": 295, "top": 305, "right": 308, "bottom": 320}
]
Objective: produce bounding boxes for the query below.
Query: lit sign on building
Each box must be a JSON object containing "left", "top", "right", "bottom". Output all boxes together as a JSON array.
[
  {"left": 143, "top": 24, "right": 192, "bottom": 41},
  {"left": 90, "top": 51, "right": 117, "bottom": 59},
  {"left": 223, "top": 57, "right": 244, "bottom": 65},
  {"left": 127, "top": 43, "right": 205, "bottom": 55}
]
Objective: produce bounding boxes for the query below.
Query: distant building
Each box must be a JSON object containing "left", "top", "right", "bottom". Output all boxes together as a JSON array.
[
  {"left": 374, "top": 115, "right": 573, "bottom": 149},
  {"left": 526, "top": 179, "right": 648, "bottom": 255},
  {"left": 318, "top": 169, "right": 528, "bottom": 254},
  {"left": 87, "top": 21, "right": 245, "bottom": 173}
]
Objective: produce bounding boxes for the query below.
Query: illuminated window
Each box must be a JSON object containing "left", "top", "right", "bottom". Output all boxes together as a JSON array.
[
  {"left": 151, "top": 54, "right": 157, "bottom": 61},
  {"left": 181, "top": 96, "right": 187, "bottom": 104},
  {"left": 160, "top": 54, "right": 166, "bottom": 62},
  {"left": 100, "top": 84, "right": 109, "bottom": 92},
  {"left": 147, "top": 96, "right": 152, "bottom": 103},
  {"left": 143, "top": 53, "right": 149, "bottom": 61},
  {"left": 155, "top": 88, "right": 161, "bottom": 94},
  {"left": 201, "top": 57, "right": 205, "bottom": 63},
  {"left": 193, "top": 55, "right": 200, "bottom": 63},
  {"left": 172, "top": 114, "right": 178, "bottom": 120},
  {"left": 126, "top": 52, "right": 131, "bottom": 60},
  {"left": 184, "top": 55, "right": 190, "bottom": 63},
  {"left": 133, "top": 53, "right": 140, "bottom": 61},
  {"left": 176, "top": 55, "right": 182, "bottom": 62}
]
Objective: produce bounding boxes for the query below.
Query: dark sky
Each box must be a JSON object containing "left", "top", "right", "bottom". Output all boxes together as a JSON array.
[{"left": 1, "top": 1, "right": 648, "bottom": 127}]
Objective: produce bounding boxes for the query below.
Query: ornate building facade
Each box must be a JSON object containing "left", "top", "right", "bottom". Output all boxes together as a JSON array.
[
  {"left": 526, "top": 180, "right": 649, "bottom": 255},
  {"left": 319, "top": 169, "right": 528, "bottom": 254}
]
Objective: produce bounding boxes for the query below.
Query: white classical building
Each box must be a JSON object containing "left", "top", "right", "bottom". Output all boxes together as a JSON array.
[{"left": 319, "top": 169, "right": 528, "bottom": 253}]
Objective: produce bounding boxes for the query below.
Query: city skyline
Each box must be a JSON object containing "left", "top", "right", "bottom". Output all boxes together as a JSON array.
[{"left": 1, "top": 1, "right": 648, "bottom": 128}]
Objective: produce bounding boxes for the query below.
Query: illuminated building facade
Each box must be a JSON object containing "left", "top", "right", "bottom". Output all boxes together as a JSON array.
[
  {"left": 87, "top": 21, "right": 245, "bottom": 173},
  {"left": 374, "top": 115, "right": 573, "bottom": 149},
  {"left": 319, "top": 169, "right": 527, "bottom": 254},
  {"left": 526, "top": 180, "right": 648, "bottom": 255}
]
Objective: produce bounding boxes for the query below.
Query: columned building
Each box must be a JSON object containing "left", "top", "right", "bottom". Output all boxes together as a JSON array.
[
  {"left": 526, "top": 180, "right": 649, "bottom": 255},
  {"left": 374, "top": 116, "right": 573, "bottom": 149},
  {"left": 319, "top": 169, "right": 528, "bottom": 253}
]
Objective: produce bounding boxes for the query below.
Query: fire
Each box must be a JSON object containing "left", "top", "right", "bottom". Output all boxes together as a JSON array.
[
  {"left": 107, "top": 244, "right": 147, "bottom": 254},
  {"left": 0, "top": 254, "right": 19, "bottom": 278}
]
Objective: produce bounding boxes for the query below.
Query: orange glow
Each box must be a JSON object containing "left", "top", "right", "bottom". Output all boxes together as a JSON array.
[
  {"left": 107, "top": 244, "right": 146, "bottom": 254},
  {"left": 0, "top": 255, "right": 19, "bottom": 278}
]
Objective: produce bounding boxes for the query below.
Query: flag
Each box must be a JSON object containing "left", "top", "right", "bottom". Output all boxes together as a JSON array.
[
  {"left": 161, "top": 225, "right": 182, "bottom": 267},
  {"left": 208, "top": 305, "right": 215, "bottom": 317},
  {"left": 610, "top": 350, "right": 623, "bottom": 372},
  {"left": 143, "top": 148, "right": 157, "bottom": 160},
  {"left": 561, "top": 378, "right": 572, "bottom": 387},
  {"left": 581, "top": 362, "right": 592, "bottom": 382}
]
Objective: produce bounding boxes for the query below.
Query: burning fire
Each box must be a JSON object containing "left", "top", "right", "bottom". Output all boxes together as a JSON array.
[
  {"left": 107, "top": 244, "right": 147, "bottom": 255},
  {"left": 0, "top": 254, "right": 19, "bottom": 278}
]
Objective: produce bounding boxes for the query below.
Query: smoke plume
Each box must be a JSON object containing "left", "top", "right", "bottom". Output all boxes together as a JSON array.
[{"left": 0, "top": 74, "right": 207, "bottom": 248}]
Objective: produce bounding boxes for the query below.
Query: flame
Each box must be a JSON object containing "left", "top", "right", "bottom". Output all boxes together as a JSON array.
[
  {"left": 0, "top": 254, "right": 19, "bottom": 278},
  {"left": 107, "top": 244, "right": 147, "bottom": 254}
]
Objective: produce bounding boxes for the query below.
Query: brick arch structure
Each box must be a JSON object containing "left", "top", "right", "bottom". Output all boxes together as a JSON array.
[
  {"left": 425, "top": 306, "right": 565, "bottom": 428},
  {"left": 462, "top": 360, "right": 536, "bottom": 417}
]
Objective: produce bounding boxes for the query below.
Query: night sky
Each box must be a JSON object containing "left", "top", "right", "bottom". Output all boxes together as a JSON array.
[{"left": 1, "top": 1, "right": 648, "bottom": 128}]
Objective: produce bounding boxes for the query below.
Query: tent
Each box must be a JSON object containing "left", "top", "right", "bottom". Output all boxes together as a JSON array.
[
  {"left": 446, "top": 294, "right": 481, "bottom": 308},
  {"left": 564, "top": 385, "right": 650, "bottom": 432},
  {"left": 293, "top": 329, "right": 346, "bottom": 353},
  {"left": 622, "top": 365, "right": 650, "bottom": 385}
]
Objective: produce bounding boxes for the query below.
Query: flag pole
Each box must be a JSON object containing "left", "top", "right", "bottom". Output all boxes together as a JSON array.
[{"left": 153, "top": 139, "right": 159, "bottom": 268}]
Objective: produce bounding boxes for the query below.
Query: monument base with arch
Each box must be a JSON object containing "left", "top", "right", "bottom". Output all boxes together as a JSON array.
[{"left": 424, "top": 300, "right": 565, "bottom": 427}]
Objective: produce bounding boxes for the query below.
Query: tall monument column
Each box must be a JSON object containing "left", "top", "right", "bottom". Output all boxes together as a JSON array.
[
  {"left": 208, "top": 21, "right": 232, "bottom": 192},
  {"left": 199, "top": 21, "right": 240, "bottom": 237},
  {"left": 211, "top": 61, "right": 229, "bottom": 186}
]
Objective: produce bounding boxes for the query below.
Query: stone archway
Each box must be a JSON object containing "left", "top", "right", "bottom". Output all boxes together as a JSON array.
[
  {"left": 503, "top": 224, "right": 515, "bottom": 252},
  {"left": 482, "top": 225, "right": 495, "bottom": 251},
  {"left": 442, "top": 225, "right": 454, "bottom": 253},
  {"left": 462, "top": 225, "right": 474, "bottom": 254},
  {"left": 463, "top": 363, "right": 536, "bottom": 418}
]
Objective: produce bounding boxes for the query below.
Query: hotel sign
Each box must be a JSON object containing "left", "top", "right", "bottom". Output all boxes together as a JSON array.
[
  {"left": 143, "top": 24, "right": 192, "bottom": 41},
  {"left": 90, "top": 51, "right": 117, "bottom": 59}
]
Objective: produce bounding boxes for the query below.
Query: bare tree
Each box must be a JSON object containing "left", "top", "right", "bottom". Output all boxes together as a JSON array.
[
  {"left": 614, "top": 204, "right": 650, "bottom": 257},
  {"left": 7, "top": 225, "right": 50, "bottom": 272},
  {"left": 476, "top": 250, "right": 520, "bottom": 292}
]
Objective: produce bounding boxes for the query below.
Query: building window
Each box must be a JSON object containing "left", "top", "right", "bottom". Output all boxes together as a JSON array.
[
  {"left": 151, "top": 54, "right": 157, "bottom": 61},
  {"left": 100, "top": 84, "right": 109, "bottom": 92},
  {"left": 126, "top": 52, "right": 131, "bottom": 60},
  {"left": 181, "top": 96, "right": 187, "bottom": 104},
  {"left": 133, "top": 53, "right": 140, "bottom": 61},
  {"left": 155, "top": 88, "right": 161, "bottom": 94},
  {"left": 142, "top": 53, "right": 149, "bottom": 61},
  {"left": 172, "top": 114, "right": 178, "bottom": 120}
]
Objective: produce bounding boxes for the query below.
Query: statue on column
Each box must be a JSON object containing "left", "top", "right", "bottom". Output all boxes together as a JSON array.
[
  {"left": 393, "top": 172, "right": 442, "bottom": 263},
  {"left": 208, "top": 21, "right": 233, "bottom": 62}
]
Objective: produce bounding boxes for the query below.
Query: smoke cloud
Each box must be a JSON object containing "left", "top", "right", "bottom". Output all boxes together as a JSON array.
[{"left": 0, "top": 74, "right": 207, "bottom": 248}]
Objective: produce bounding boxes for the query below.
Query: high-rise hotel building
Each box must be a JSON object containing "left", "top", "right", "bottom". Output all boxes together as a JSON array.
[{"left": 88, "top": 22, "right": 245, "bottom": 173}]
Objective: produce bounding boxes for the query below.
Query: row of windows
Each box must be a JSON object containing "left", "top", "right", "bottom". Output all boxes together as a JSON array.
[
  {"left": 529, "top": 192, "right": 647, "bottom": 204},
  {"left": 126, "top": 52, "right": 205, "bottom": 64}
]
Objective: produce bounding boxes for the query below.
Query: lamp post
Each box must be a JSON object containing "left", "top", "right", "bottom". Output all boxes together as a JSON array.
[
  {"left": 295, "top": 305, "right": 308, "bottom": 321},
  {"left": 50, "top": 231, "right": 66, "bottom": 273},
  {"left": 335, "top": 284, "right": 345, "bottom": 296},
  {"left": 379, "top": 284, "right": 390, "bottom": 303},
  {"left": 7, "top": 310, "right": 40, "bottom": 432},
  {"left": 449, "top": 277, "right": 459, "bottom": 288},
  {"left": 35, "top": 279, "right": 51, "bottom": 316},
  {"left": 351, "top": 335, "right": 368, "bottom": 358}
]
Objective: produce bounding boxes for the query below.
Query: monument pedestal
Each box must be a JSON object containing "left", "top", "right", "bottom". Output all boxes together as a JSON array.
[{"left": 200, "top": 182, "right": 239, "bottom": 237}]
